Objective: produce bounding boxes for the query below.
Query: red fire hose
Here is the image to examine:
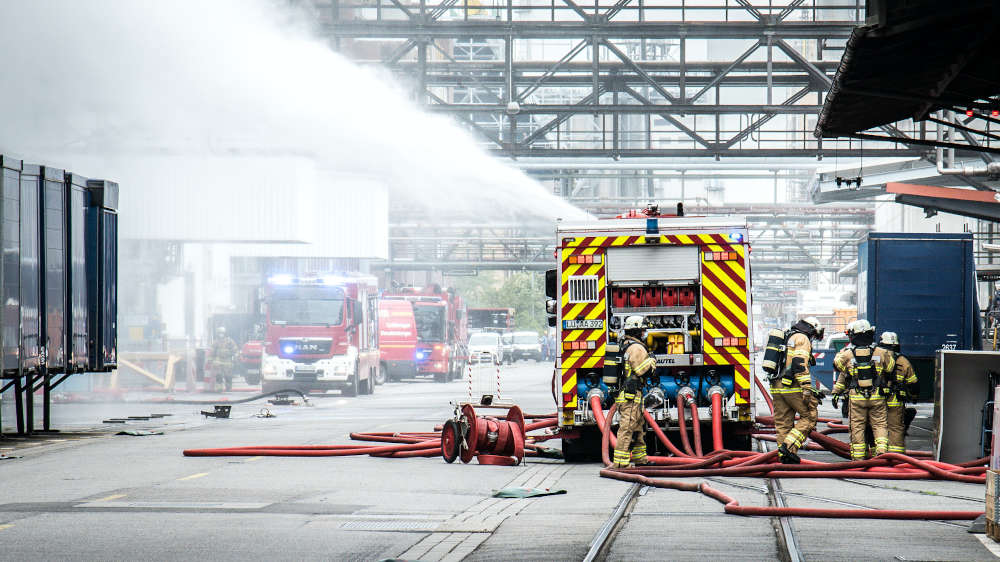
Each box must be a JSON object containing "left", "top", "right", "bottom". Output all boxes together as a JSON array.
[
  {"left": 689, "top": 400, "right": 704, "bottom": 457},
  {"left": 676, "top": 392, "right": 695, "bottom": 457},
  {"left": 710, "top": 391, "right": 724, "bottom": 453}
]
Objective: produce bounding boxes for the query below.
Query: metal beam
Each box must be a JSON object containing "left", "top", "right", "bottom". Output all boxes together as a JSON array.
[{"left": 326, "top": 21, "right": 858, "bottom": 40}]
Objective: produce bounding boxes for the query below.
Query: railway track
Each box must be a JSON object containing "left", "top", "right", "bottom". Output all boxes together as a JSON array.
[{"left": 584, "top": 442, "right": 803, "bottom": 562}]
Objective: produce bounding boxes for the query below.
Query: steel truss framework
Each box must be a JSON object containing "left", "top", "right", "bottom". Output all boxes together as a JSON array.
[
  {"left": 383, "top": 204, "right": 872, "bottom": 302},
  {"left": 317, "top": 0, "right": 924, "bottom": 159}
]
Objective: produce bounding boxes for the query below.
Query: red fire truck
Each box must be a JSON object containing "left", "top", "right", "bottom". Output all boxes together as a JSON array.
[
  {"left": 259, "top": 273, "right": 380, "bottom": 396},
  {"left": 380, "top": 285, "right": 468, "bottom": 383},
  {"left": 468, "top": 307, "right": 515, "bottom": 332}
]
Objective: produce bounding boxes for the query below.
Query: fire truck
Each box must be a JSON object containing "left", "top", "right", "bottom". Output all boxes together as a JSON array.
[
  {"left": 259, "top": 273, "right": 379, "bottom": 396},
  {"left": 468, "top": 307, "right": 515, "bottom": 332},
  {"left": 546, "top": 205, "right": 755, "bottom": 460},
  {"left": 380, "top": 285, "right": 468, "bottom": 383}
]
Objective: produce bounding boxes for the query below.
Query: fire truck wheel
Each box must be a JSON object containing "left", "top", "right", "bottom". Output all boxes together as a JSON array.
[
  {"left": 375, "top": 363, "right": 387, "bottom": 386},
  {"left": 364, "top": 368, "right": 375, "bottom": 395},
  {"left": 434, "top": 372, "right": 448, "bottom": 383},
  {"left": 344, "top": 365, "right": 360, "bottom": 397}
]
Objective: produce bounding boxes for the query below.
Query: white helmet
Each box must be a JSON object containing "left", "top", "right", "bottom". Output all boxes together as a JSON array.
[
  {"left": 623, "top": 315, "right": 644, "bottom": 330},
  {"left": 802, "top": 316, "right": 824, "bottom": 339},
  {"left": 216, "top": 326, "right": 226, "bottom": 335},
  {"left": 847, "top": 319, "right": 874, "bottom": 336},
  {"left": 879, "top": 331, "right": 899, "bottom": 346}
]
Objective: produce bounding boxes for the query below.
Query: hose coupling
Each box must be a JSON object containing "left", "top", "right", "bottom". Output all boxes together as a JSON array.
[
  {"left": 678, "top": 386, "right": 695, "bottom": 405},
  {"left": 708, "top": 385, "right": 726, "bottom": 398},
  {"left": 586, "top": 387, "right": 606, "bottom": 403},
  {"left": 643, "top": 387, "right": 665, "bottom": 409}
]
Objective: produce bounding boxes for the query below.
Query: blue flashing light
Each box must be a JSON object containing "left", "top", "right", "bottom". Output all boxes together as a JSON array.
[
  {"left": 728, "top": 232, "right": 744, "bottom": 243},
  {"left": 645, "top": 217, "right": 659, "bottom": 235},
  {"left": 269, "top": 274, "right": 294, "bottom": 286},
  {"left": 282, "top": 345, "right": 295, "bottom": 355},
  {"left": 415, "top": 351, "right": 426, "bottom": 360}
]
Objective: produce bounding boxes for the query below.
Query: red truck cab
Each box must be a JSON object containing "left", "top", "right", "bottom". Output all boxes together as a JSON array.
[
  {"left": 259, "top": 273, "right": 379, "bottom": 396},
  {"left": 381, "top": 285, "right": 467, "bottom": 383}
]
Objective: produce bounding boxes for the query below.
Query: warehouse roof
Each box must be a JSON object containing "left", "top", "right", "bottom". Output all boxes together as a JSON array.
[{"left": 815, "top": 2, "right": 1000, "bottom": 138}]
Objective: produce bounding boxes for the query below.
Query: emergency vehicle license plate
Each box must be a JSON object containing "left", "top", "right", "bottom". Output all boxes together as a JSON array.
[{"left": 563, "top": 319, "right": 604, "bottom": 330}]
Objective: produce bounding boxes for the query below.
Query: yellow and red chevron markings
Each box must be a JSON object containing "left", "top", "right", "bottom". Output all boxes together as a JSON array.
[
  {"left": 557, "top": 233, "right": 752, "bottom": 413},
  {"left": 559, "top": 240, "right": 607, "bottom": 410},
  {"left": 698, "top": 236, "right": 751, "bottom": 404}
]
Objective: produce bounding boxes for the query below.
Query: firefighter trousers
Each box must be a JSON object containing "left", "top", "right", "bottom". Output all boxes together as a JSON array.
[
  {"left": 886, "top": 402, "right": 906, "bottom": 454},
  {"left": 849, "top": 395, "right": 888, "bottom": 459},
  {"left": 613, "top": 395, "right": 646, "bottom": 467},
  {"left": 771, "top": 388, "right": 817, "bottom": 454}
]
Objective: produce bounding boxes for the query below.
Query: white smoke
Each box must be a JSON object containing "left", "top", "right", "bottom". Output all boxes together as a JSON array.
[{"left": 0, "top": 0, "right": 587, "bottom": 223}]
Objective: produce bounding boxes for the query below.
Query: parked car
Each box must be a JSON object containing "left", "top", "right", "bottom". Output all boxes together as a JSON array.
[
  {"left": 467, "top": 331, "right": 503, "bottom": 364},
  {"left": 511, "top": 331, "right": 543, "bottom": 362},
  {"left": 500, "top": 331, "right": 514, "bottom": 365}
]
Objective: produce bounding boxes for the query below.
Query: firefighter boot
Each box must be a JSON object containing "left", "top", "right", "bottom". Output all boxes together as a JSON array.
[{"left": 778, "top": 443, "right": 800, "bottom": 464}]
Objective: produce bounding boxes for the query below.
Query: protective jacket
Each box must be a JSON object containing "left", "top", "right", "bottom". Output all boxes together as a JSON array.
[
  {"left": 613, "top": 336, "right": 654, "bottom": 467},
  {"left": 832, "top": 345, "right": 893, "bottom": 402},
  {"left": 210, "top": 336, "right": 239, "bottom": 369},
  {"left": 771, "top": 330, "right": 817, "bottom": 455}
]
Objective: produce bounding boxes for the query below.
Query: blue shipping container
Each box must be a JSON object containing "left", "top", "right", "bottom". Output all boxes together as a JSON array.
[{"left": 858, "top": 233, "right": 981, "bottom": 357}]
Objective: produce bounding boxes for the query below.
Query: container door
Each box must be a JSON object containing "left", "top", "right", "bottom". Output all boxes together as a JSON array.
[
  {"left": 41, "top": 169, "right": 67, "bottom": 372},
  {"left": 19, "top": 169, "right": 40, "bottom": 371},
  {"left": 68, "top": 183, "right": 89, "bottom": 370},
  {"left": 1, "top": 164, "right": 20, "bottom": 374}
]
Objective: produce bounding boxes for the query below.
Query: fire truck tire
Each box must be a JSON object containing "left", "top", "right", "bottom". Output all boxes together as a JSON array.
[
  {"left": 344, "top": 366, "right": 360, "bottom": 397},
  {"left": 434, "top": 372, "right": 447, "bottom": 383},
  {"left": 364, "top": 368, "right": 375, "bottom": 395},
  {"left": 375, "top": 363, "right": 387, "bottom": 386},
  {"left": 244, "top": 373, "right": 260, "bottom": 386}
]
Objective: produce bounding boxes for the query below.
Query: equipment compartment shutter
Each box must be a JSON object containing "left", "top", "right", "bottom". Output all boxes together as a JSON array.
[{"left": 606, "top": 245, "right": 699, "bottom": 282}]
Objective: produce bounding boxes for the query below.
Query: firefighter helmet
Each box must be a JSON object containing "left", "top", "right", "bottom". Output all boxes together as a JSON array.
[
  {"left": 216, "top": 326, "right": 226, "bottom": 335},
  {"left": 802, "top": 316, "right": 824, "bottom": 340},
  {"left": 879, "top": 331, "right": 899, "bottom": 346},
  {"left": 623, "top": 316, "right": 645, "bottom": 330},
  {"left": 847, "top": 319, "right": 874, "bottom": 336}
]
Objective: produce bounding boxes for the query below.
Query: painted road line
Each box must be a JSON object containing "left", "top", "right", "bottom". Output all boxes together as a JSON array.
[
  {"left": 0, "top": 524, "right": 12, "bottom": 531},
  {"left": 94, "top": 494, "right": 127, "bottom": 502},
  {"left": 177, "top": 472, "right": 209, "bottom": 481},
  {"left": 246, "top": 456, "right": 264, "bottom": 462}
]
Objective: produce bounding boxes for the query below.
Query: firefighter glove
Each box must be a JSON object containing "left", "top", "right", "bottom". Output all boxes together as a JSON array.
[{"left": 831, "top": 395, "right": 840, "bottom": 409}]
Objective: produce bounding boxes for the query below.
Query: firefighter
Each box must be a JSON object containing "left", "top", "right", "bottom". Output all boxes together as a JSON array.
[
  {"left": 611, "top": 315, "right": 657, "bottom": 468},
  {"left": 772, "top": 316, "right": 824, "bottom": 464},
  {"left": 209, "top": 326, "right": 239, "bottom": 392},
  {"left": 831, "top": 320, "right": 889, "bottom": 459},
  {"left": 877, "top": 331, "right": 918, "bottom": 454}
]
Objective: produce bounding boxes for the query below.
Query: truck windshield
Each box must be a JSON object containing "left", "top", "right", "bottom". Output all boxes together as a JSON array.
[
  {"left": 270, "top": 298, "right": 344, "bottom": 326},
  {"left": 469, "top": 333, "right": 499, "bottom": 346},
  {"left": 414, "top": 305, "right": 445, "bottom": 342},
  {"left": 514, "top": 334, "right": 537, "bottom": 344}
]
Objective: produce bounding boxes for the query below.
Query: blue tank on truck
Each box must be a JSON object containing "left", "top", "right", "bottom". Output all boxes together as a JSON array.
[{"left": 857, "top": 233, "right": 981, "bottom": 398}]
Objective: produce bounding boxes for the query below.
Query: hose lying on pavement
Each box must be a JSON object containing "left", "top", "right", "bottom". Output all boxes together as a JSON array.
[
  {"left": 596, "top": 379, "right": 986, "bottom": 520},
  {"left": 150, "top": 389, "right": 311, "bottom": 406}
]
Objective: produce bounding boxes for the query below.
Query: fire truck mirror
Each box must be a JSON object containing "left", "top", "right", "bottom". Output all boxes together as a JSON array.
[
  {"left": 545, "top": 299, "right": 557, "bottom": 315},
  {"left": 547, "top": 316, "right": 557, "bottom": 327},
  {"left": 544, "top": 269, "right": 557, "bottom": 299}
]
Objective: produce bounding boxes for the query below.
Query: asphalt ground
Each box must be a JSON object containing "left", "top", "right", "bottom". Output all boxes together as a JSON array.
[{"left": 0, "top": 363, "right": 996, "bottom": 561}]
